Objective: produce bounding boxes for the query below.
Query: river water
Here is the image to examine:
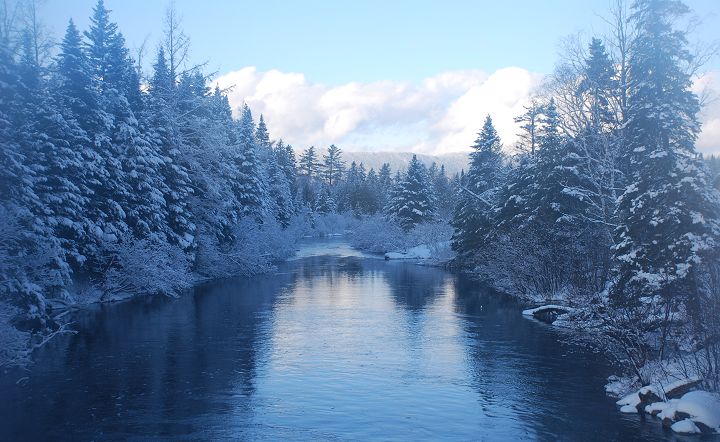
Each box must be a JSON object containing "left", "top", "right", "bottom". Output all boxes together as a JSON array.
[{"left": 0, "top": 239, "right": 682, "bottom": 441}]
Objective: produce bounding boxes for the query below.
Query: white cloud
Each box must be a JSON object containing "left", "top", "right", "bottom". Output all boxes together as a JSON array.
[
  {"left": 695, "top": 71, "right": 720, "bottom": 157},
  {"left": 215, "top": 67, "right": 720, "bottom": 156},
  {"left": 214, "top": 67, "right": 538, "bottom": 154}
]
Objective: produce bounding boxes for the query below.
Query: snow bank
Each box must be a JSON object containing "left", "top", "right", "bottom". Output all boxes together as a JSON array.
[
  {"left": 383, "top": 241, "right": 453, "bottom": 263},
  {"left": 671, "top": 419, "right": 701, "bottom": 435},
  {"left": 675, "top": 391, "right": 720, "bottom": 432},
  {"left": 385, "top": 244, "right": 432, "bottom": 260},
  {"left": 521, "top": 304, "right": 575, "bottom": 317},
  {"left": 619, "top": 385, "right": 720, "bottom": 435},
  {"left": 521, "top": 304, "right": 576, "bottom": 324},
  {"left": 620, "top": 404, "right": 638, "bottom": 414}
]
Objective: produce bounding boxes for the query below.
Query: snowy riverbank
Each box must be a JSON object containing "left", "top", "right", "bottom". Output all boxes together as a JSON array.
[{"left": 521, "top": 300, "right": 720, "bottom": 436}]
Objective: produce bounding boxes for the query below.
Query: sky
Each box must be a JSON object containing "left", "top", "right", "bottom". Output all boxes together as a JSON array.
[{"left": 41, "top": 0, "right": 720, "bottom": 155}]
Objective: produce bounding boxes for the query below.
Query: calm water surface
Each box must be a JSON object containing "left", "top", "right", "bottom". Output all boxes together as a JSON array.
[{"left": 0, "top": 239, "right": 688, "bottom": 441}]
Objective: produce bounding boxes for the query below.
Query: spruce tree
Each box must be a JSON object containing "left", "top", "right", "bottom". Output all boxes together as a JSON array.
[
  {"left": 146, "top": 47, "right": 195, "bottom": 250},
  {"left": 579, "top": 37, "right": 618, "bottom": 129},
  {"left": 612, "top": 0, "right": 720, "bottom": 306},
  {"left": 322, "top": 144, "right": 345, "bottom": 186},
  {"left": 386, "top": 155, "right": 435, "bottom": 230},
  {"left": 235, "top": 104, "right": 267, "bottom": 219},
  {"left": 452, "top": 115, "right": 503, "bottom": 261},
  {"left": 84, "top": 0, "right": 132, "bottom": 95},
  {"left": 56, "top": 20, "right": 99, "bottom": 133}
]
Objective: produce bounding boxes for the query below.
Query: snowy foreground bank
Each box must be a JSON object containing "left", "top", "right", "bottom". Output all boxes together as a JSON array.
[
  {"left": 523, "top": 303, "right": 720, "bottom": 436},
  {"left": 617, "top": 388, "right": 720, "bottom": 435}
]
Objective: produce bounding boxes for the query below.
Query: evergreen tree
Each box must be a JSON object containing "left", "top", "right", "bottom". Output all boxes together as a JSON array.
[
  {"left": 514, "top": 100, "right": 542, "bottom": 155},
  {"left": 452, "top": 115, "right": 504, "bottom": 261},
  {"left": 315, "top": 185, "right": 336, "bottom": 214},
  {"left": 322, "top": 144, "right": 345, "bottom": 186},
  {"left": 579, "top": 37, "right": 618, "bottom": 129},
  {"left": 298, "top": 146, "right": 320, "bottom": 179},
  {"left": 235, "top": 104, "right": 267, "bottom": 219},
  {"left": 266, "top": 139, "right": 296, "bottom": 227},
  {"left": 612, "top": 0, "right": 720, "bottom": 306},
  {"left": 255, "top": 114, "right": 270, "bottom": 150},
  {"left": 84, "top": 0, "right": 132, "bottom": 95},
  {"left": 386, "top": 155, "right": 435, "bottom": 230},
  {"left": 146, "top": 47, "right": 195, "bottom": 250},
  {"left": 55, "top": 20, "right": 99, "bottom": 133}
]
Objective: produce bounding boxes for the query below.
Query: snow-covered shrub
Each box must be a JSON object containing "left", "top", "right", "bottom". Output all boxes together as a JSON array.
[
  {"left": 0, "top": 302, "right": 32, "bottom": 368},
  {"left": 349, "top": 215, "right": 406, "bottom": 253},
  {"left": 100, "top": 237, "right": 194, "bottom": 301},
  {"left": 196, "top": 216, "right": 303, "bottom": 279},
  {"left": 407, "top": 221, "right": 453, "bottom": 247},
  {"left": 307, "top": 212, "right": 356, "bottom": 237}
]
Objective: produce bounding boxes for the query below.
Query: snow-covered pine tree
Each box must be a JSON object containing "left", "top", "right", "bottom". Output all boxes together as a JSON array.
[
  {"left": 322, "top": 144, "right": 345, "bottom": 186},
  {"left": 265, "top": 139, "right": 295, "bottom": 227},
  {"left": 579, "top": 38, "right": 618, "bottom": 130},
  {"left": 452, "top": 115, "right": 503, "bottom": 261},
  {"left": 235, "top": 104, "right": 267, "bottom": 219},
  {"left": 0, "top": 37, "right": 56, "bottom": 310},
  {"left": 386, "top": 155, "right": 435, "bottom": 230},
  {"left": 343, "top": 161, "right": 365, "bottom": 214},
  {"left": 315, "top": 185, "right": 336, "bottom": 214},
  {"left": 146, "top": 47, "right": 196, "bottom": 250},
  {"left": 377, "top": 163, "right": 393, "bottom": 210},
  {"left": 84, "top": 0, "right": 133, "bottom": 96},
  {"left": 298, "top": 146, "right": 319, "bottom": 179},
  {"left": 255, "top": 114, "right": 271, "bottom": 151},
  {"left": 612, "top": 0, "right": 720, "bottom": 308},
  {"left": 297, "top": 146, "right": 320, "bottom": 208},
  {"left": 363, "top": 168, "right": 381, "bottom": 214},
  {"left": 514, "top": 99, "right": 543, "bottom": 155},
  {"left": 21, "top": 46, "right": 98, "bottom": 286},
  {"left": 54, "top": 19, "right": 128, "bottom": 272}
]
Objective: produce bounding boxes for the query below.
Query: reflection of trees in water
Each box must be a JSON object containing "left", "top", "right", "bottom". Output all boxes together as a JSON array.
[
  {"left": 385, "top": 263, "right": 448, "bottom": 311},
  {"left": 296, "top": 256, "right": 366, "bottom": 281},
  {"left": 451, "top": 276, "right": 635, "bottom": 440},
  {"left": 0, "top": 272, "right": 294, "bottom": 440}
]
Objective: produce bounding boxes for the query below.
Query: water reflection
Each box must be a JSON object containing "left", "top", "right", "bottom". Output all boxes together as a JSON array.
[{"left": 0, "top": 240, "right": 676, "bottom": 441}]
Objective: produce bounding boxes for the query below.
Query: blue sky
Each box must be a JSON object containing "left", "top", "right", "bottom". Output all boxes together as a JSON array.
[
  {"left": 43, "top": 0, "right": 719, "bottom": 83},
  {"left": 41, "top": 1, "right": 720, "bottom": 155}
]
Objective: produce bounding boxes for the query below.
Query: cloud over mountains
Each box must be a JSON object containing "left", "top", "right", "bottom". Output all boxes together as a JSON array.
[{"left": 215, "top": 67, "right": 720, "bottom": 157}]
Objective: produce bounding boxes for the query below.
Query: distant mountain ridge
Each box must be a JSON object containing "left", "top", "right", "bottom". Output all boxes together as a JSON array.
[{"left": 340, "top": 151, "right": 469, "bottom": 176}]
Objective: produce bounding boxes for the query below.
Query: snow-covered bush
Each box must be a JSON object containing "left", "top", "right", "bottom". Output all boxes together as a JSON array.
[
  {"left": 100, "top": 237, "right": 194, "bottom": 301},
  {"left": 0, "top": 302, "right": 32, "bottom": 368},
  {"left": 196, "top": 216, "right": 303, "bottom": 280},
  {"left": 407, "top": 221, "right": 453, "bottom": 248},
  {"left": 349, "top": 215, "right": 453, "bottom": 259},
  {"left": 349, "top": 215, "right": 406, "bottom": 253},
  {"left": 307, "top": 212, "right": 356, "bottom": 237}
]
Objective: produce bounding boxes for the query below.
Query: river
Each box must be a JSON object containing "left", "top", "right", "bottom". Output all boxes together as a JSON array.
[{"left": 0, "top": 239, "right": 680, "bottom": 441}]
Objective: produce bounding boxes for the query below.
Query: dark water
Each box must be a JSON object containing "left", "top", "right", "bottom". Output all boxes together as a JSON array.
[{"left": 0, "top": 240, "right": 686, "bottom": 441}]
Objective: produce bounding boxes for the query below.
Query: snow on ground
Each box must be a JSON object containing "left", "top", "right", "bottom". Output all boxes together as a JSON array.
[
  {"left": 383, "top": 241, "right": 454, "bottom": 263},
  {"left": 385, "top": 244, "right": 432, "bottom": 260},
  {"left": 645, "top": 400, "right": 673, "bottom": 416},
  {"left": 618, "top": 385, "right": 720, "bottom": 434},
  {"left": 521, "top": 305, "right": 576, "bottom": 317},
  {"left": 671, "top": 419, "right": 702, "bottom": 435},
  {"left": 674, "top": 391, "right": 720, "bottom": 432},
  {"left": 620, "top": 404, "right": 639, "bottom": 414}
]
